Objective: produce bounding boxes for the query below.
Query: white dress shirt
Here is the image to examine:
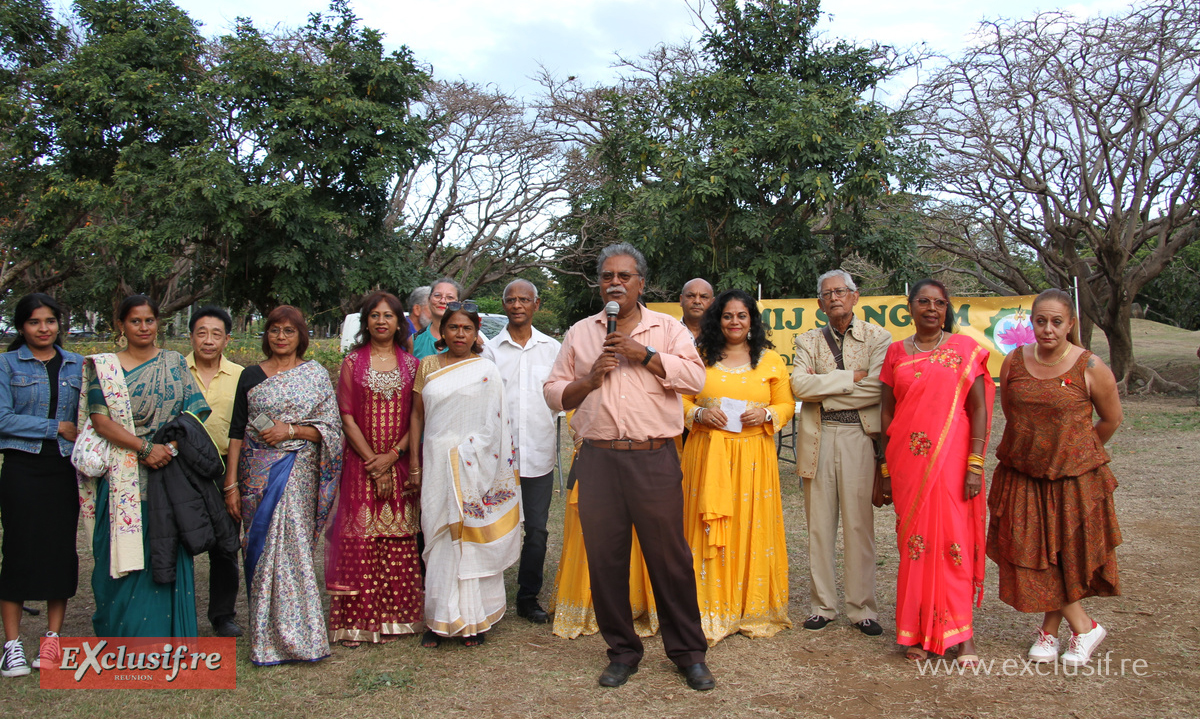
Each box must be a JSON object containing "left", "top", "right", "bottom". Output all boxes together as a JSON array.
[{"left": 482, "top": 325, "right": 562, "bottom": 477}]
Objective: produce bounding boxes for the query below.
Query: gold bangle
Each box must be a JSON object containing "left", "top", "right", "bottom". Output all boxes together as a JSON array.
[
  {"left": 967, "top": 466, "right": 983, "bottom": 475},
  {"left": 222, "top": 484, "right": 238, "bottom": 494}
]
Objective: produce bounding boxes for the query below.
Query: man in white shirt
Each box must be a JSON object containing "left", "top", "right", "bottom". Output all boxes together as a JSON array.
[{"left": 482, "top": 279, "right": 562, "bottom": 623}]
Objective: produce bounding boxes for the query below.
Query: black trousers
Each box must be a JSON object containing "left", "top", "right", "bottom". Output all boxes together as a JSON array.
[
  {"left": 516, "top": 471, "right": 554, "bottom": 606},
  {"left": 207, "top": 473, "right": 239, "bottom": 625},
  {"left": 575, "top": 442, "right": 706, "bottom": 669}
]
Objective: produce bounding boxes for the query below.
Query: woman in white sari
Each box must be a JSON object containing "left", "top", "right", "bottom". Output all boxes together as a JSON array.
[{"left": 409, "top": 301, "right": 521, "bottom": 648}]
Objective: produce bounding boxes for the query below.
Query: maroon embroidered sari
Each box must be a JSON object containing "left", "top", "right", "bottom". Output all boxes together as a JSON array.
[
  {"left": 325, "top": 345, "right": 423, "bottom": 642},
  {"left": 881, "top": 334, "right": 993, "bottom": 654}
]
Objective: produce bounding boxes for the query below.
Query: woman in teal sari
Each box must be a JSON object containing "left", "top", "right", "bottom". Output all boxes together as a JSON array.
[{"left": 80, "top": 295, "right": 209, "bottom": 638}]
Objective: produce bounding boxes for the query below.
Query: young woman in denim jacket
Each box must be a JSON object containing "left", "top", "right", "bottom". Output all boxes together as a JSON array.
[{"left": 0, "top": 294, "right": 82, "bottom": 678}]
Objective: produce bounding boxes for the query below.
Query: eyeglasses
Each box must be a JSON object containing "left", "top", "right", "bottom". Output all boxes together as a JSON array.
[
  {"left": 914, "top": 297, "right": 949, "bottom": 310},
  {"left": 600, "top": 271, "right": 642, "bottom": 284},
  {"left": 819, "top": 287, "right": 853, "bottom": 300},
  {"left": 445, "top": 301, "right": 478, "bottom": 313},
  {"left": 430, "top": 292, "right": 456, "bottom": 301},
  {"left": 267, "top": 326, "right": 298, "bottom": 338},
  {"left": 502, "top": 296, "right": 536, "bottom": 306}
]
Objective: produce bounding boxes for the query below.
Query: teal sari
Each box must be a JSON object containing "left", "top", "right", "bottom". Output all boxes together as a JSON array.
[{"left": 86, "top": 350, "right": 209, "bottom": 637}]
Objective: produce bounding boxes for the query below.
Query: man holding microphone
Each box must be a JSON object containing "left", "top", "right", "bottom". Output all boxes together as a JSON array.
[{"left": 544, "top": 243, "right": 714, "bottom": 691}]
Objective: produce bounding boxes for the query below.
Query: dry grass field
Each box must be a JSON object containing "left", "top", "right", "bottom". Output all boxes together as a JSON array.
[{"left": 2, "top": 323, "right": 1198, "bottom": 718}]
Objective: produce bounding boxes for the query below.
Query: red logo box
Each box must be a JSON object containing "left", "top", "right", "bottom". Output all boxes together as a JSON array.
[{"left": 40, "top": 637, "right": 236, "bottom": 689}]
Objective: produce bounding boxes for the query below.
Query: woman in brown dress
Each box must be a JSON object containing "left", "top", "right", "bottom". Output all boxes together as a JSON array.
[{"left": 987, "top": 289, "right": 1123, "bottom": 668}]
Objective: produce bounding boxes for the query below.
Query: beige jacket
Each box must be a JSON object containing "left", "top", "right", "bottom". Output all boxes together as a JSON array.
[{"left": 790, "top": 320, "right": 892, "bottom": 479}]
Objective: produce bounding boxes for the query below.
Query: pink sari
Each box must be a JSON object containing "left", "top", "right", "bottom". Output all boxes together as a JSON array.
[
  {"left": 881, "top": 334, "right": 993, "bottom": 654},
  {"left": 325, "top": 345, "right": 423, "bottom": 642}
]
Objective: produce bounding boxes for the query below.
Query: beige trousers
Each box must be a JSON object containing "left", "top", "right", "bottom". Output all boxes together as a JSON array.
[{"left": 804, "top": 422, "right": 878, "bottom": 622}]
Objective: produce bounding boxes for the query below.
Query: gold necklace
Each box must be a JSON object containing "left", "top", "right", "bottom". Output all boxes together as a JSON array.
[{"left": 1032, "top": 343, "right": 1072, "bottom": 367}]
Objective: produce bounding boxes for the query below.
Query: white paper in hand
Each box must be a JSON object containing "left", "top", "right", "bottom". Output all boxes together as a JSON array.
[{"left": 720, "top": 397, "right": 747, "bottom": 433}]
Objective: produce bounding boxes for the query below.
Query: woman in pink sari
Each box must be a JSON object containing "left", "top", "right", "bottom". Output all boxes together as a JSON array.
[
  {"left": 880, "top": 279, "right": 993, "bottom": 664},
  {"left": 326, "top": 292, "right": 422, "bottom": 647}
]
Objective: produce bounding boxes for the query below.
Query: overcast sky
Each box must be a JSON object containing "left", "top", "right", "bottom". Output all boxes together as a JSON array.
[{"left": 158, "top": 0, "right": 1128, "bottom": 96}]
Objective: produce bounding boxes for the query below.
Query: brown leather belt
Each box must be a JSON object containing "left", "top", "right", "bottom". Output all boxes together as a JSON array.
[{"left": 586, "top": 438, "right": 670, "bottom": 451}]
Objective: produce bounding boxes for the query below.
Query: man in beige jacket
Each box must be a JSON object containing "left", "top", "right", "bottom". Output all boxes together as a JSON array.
[{"left": 790, "top": 269, "right": 891, "bottom": 636}]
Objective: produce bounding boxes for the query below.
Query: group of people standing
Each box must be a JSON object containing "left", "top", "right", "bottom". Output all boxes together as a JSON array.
[{"left": 0, "top": 243, "right": 1125, "bottom": 691}]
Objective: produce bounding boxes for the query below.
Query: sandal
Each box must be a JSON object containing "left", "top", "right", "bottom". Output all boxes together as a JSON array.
[
  {"left": 955, "top": 654, "right": 981, "bottom": 668},
  {"left": 420, "top": 630, "right": 442, "bottom": 649},
  {"left": 339, "top": 640, "right": 362, "bottom": 649},
  {"left": 904, "top": 646, "right": 929, "bottom": 661},
  {"left": 462, "top": 632, "right": 487, "bottom": 648}
]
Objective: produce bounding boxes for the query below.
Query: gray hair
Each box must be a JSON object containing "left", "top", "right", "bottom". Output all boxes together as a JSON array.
[
  {"left": 816, "top": 269, "right": 857, "bottom": 296},
  {"left": 429, "top": 277, "right": 463, "bottom": 300},
  {"left": 407, "top": 286, "right": 430, "bottom": 311},
  {"left": 503, "top": 278, "right": 539, "bottom": 299},
  {"left": 595, "top": 242, "right": 648, "bottom": 278}
]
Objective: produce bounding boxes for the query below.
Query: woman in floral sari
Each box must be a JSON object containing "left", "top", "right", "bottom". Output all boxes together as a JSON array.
[
  {"left": 326, "top": 291, "right": 422, "bottom": 647},
  {"left": 880, "top": 279, "right": 993, "bottom": 664},
  {"left": 224, "top": 306, "right": 342, "bottom": 666},
  {"left": 408, "top": 302, "right": 521, "bottom": 648},
  {"left": 81, "top": 295, "right": 209, "bottom": 638}
]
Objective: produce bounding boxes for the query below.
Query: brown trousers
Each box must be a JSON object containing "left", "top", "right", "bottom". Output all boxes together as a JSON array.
[{"left": 575, "top": 442, "right": 707, "bottom": 668}]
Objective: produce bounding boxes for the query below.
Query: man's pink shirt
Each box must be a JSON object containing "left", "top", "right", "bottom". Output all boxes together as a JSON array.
[{"left": 543, "top": 306, "right": 705, "bottom": 441}]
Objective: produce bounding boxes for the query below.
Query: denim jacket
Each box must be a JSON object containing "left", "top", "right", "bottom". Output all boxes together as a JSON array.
[{"left": 0, "top": 344, "right": 84, "bottom": 456}]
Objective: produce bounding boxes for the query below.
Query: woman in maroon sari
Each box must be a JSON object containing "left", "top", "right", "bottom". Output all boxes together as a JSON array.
[
  {"left": 326, "top": 292, "right": 423, "bottom": 646},
  {"left": 880, "top": 279, "right": 993, "bottom": 664}
]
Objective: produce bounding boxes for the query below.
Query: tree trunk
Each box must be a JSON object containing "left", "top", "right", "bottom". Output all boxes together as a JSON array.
[{"left": 1101, "top": 300, "right": 1188, "bottom": 394}]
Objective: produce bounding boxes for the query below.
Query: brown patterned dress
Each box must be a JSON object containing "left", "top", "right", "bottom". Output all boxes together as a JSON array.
[{"left": 987, "top": 349, "right": 1121, "bottom": 612}]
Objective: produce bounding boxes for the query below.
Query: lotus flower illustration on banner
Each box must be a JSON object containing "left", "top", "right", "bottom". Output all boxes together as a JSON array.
[{"left": 986, "top": 307, "right": 1035, "bottom": 355}]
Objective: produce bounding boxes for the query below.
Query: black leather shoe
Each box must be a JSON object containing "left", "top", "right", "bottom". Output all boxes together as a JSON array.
[
  {"left": 598, "top": 662, "right": 637, "bottom": 688},
  {"left": 681, "top": 662, "right": 716, "bottom": 691},
  {"left": 854, "top": 619, "right": 884, "bottom": 636},
  {"left": 517, "top": 602, "right": 551, "bottom": 624},
  {"left": 803, "top": 614, "right": 833, "bottom": 630},
  {"left": 213, "top": 618, "right": 244, "bottom": 638}
]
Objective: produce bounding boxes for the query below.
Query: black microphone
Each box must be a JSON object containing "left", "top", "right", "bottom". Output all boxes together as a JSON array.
[{"left": 605, "top": 301, "right": 619, "bottom": 334}]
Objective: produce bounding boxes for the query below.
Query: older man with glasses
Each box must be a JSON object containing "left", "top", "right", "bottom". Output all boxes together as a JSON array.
[
  {"left": 544, "top": 243, "right": 714, "bottom": 692},
  {"left": 482, "top": 279, "right": 561, "bottom": 625},
  {"left": 790, "top": 269, "right": 891, "bottom": 637}
]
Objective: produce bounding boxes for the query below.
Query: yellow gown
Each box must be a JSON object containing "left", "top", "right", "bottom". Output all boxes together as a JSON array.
[
  {"left": 549, "top": 417, "right": 659, "bottom": 639},
  {"left": 682, "top": 350, "right": 796, "bottom": 645}
]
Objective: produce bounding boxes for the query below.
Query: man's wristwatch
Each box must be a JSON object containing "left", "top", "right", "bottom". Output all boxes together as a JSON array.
[{"left": 642, "top": 346, "right": 657, "bottom": 366}]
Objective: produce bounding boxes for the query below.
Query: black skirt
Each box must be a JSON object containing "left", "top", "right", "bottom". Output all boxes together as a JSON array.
[{"left": 0, "top": 448, "right": 80, "bottom": 601}]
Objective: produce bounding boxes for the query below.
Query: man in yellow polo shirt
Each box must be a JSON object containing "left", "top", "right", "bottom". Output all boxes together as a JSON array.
[{"left": 186, "top": 307, "right": 245, "bottom": 638}]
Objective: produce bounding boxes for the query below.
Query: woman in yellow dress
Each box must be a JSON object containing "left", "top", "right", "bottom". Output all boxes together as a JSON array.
[
  {"left": 549, "top": 415, "right": 659, "bottom": 639},
  {"left": 682, "top": 289, "right": 795, "bottom": 645}
]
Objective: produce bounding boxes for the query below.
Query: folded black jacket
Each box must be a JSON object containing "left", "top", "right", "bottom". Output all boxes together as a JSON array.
[{"left": 147, "top": 412, "right": 239, "bottom": 584}]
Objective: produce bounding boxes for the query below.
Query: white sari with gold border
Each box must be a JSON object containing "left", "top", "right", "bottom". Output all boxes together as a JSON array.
[{"left": 415, "top": 355, "right": 522, "bottom": 637}]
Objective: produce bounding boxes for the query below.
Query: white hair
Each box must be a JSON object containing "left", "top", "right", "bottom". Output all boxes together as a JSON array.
[
  {"left": 504, "top": 278, "right": 539, "bottom": 299},
  {"left": 816, "top": 269, "right": 857, "bottom": 296}
]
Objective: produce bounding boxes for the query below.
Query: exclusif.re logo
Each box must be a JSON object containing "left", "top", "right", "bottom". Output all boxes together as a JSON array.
[{"left": 40, "top": 637, "right": 236, "bottom": 689}]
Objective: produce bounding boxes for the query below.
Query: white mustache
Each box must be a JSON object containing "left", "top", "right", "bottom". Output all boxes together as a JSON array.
[{"left": 606, "top": 287, "right": 625, "bottom": 296}]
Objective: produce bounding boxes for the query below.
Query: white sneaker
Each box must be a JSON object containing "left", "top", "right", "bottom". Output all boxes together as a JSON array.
[
  {"left": 32, "top": 631, "right": 60, "bottom": 670},
  {"left": 1028, "top": 629, "right": 1059, "bottom": 663},
  {"left": 1061, "top": 623, "right": 1107, "bottom": 667},
  {"left": 1, "top": 639, "right": 31, "bottom": 678}
]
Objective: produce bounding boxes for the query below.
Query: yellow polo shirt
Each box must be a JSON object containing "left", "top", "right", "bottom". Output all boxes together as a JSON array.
[{"left": 186, "top": 353, "right": 245, "bottom": 456}]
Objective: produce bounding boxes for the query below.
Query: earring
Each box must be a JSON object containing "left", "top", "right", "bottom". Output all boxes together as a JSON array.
[{"left": 116, "top": 332, "right": 127, "bottom": 349}]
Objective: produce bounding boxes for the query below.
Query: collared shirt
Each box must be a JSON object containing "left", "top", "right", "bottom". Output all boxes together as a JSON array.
[
  {"left": 481, "top": 325, "right": 562, "bottom": 476},
  {"left": 544, "top": 306, "right": 705, "bottom": 442},
  {"left": 186, "top": 352, "right": 244, "bottom": 456}
]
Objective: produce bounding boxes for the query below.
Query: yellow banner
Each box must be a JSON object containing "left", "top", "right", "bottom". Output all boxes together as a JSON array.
[{"left": 649, "top": 295, "right": 1039, "bottom": 378}]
